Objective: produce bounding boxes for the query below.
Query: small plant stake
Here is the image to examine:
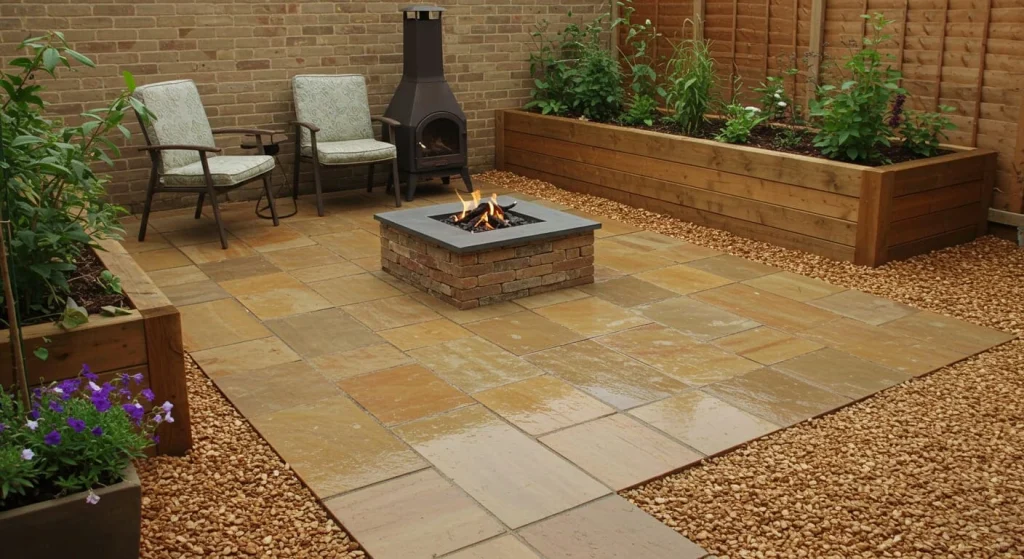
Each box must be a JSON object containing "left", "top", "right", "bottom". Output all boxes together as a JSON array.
[{"left": 0, "top": 220, "right": 30, "bottom": 406}]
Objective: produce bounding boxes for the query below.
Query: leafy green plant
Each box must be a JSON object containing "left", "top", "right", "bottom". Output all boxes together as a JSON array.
[
  {"left": 572, "top": 38, "right": 624, "bottom": 122},
  {"left": 715, "top": 104, "right": 767, "bottom": 144},
  {"left": 773, "top": 126, "right": 807, "bottom": 150},
  {"left": 620, "top": 94, "right": 660, "bottom": 126},
  {"left": 1, "top": 365, "right": 169, "bottom": 510},
  {"left": 809, "top": 14, "right": 904, "bottom": 162},
  {"left": 1, "top": 32, "right": 153, "bottom": 325},
  {"left": 753, "top": 70, "right": 796, "bottom": 121},
  {"left": 97, "top": 270, "right": 122, "bottom": 295},
  {"left": 525, "top": 16, "right": 580, "bottom": 116},
  {"left": 899, "top": 105, "right": 955, "bottom": 157},
  {"left": 663, "top": 31, "right": 716, "bottom": 135}
]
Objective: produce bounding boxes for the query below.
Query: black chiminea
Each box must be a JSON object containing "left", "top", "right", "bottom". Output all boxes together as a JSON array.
[{"left": 384, "top": 5, "right": 474, "bottom": 201}]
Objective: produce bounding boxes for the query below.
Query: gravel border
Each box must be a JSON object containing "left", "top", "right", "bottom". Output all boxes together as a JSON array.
[
  {"left": 136, "top": 358, "right": 364, "bottom": 559},
  {"left": 482, "top": 170, "right": 1024, "bottom": 558}
]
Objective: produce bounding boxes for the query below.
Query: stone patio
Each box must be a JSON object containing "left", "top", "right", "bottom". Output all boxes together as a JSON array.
[{"left": 122, "top": 178, "right": 1012, "bottom": 559}]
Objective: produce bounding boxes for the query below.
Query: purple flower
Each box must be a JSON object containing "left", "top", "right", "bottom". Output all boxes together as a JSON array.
[
  {"left": 91, "top": 392, "right": 112, "bottom": 413},
  {"left": 152, "top": 434, "right": 160, "bottom": 444},
  {"left": 85, "top": 491, "right": 100, "bottom": 505},
  {"left": 164, "top": 413, "right": 174, "bottom": 424},
  {"left": 21, "top": 448, "right": 34, "bottom": 460},
  {"left": 91, "top": 426, "right": 104, "bottom": 437},
  {"left": 140, "top": 388, "right": 155, "bottom": 402},
  {"left": 88, "top": 381, "right": 102, "bottom": 393},
  {"left": 889, "top": 94, "right": 906, "bottom": 128},
  {"left": 26, "top": 419, "right": 39, "bottom": 431},
  {"left": 58, "top": 379, "right": 80, "bottom": 397},
  {"left": 118, "top": 387, "right": 132, "bottom": 399},
  {"left": 28, "top": 407, "right": 40, "bottom": 420},
  {"left": 48, "top": 401, "right": 64, "bottom": 413},
  {"left": 0, "top": 422, "right": 6, "bottom": 433},
  {"left": 122, "top": 402, "right": 145, "bottom": 425},
  {"left": 82, "top": 364, "right": 97, "bottom": 381},
  {"left": 131, "top": 373, "right": 144, "bottom": 385},
  {"left": 31, "top": 387, "right": 43, "bottom": 400},
  {"left": 160, "top": 401, "right": 174, "bottom": 413},
  {"left": 67, "top": 417, "right": 87, "bottom": 433},
  {"left": 154, "top": 414, "right": 163, "bottom": 424},
  {"left": 43, "top": 430, "right": 62, "bottom": 446}
]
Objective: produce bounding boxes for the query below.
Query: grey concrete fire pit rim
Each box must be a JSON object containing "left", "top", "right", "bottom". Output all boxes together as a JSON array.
[{"left": 374, "top": 197, "right": 601, "bottom": 253}]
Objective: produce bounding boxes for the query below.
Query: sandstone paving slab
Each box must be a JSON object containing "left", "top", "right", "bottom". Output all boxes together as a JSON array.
[
  {"left": 230, "top": 224, "right": 316, "bottom": 252},
  {"left": 408, "top": 337, "right": 544, "bottom": 393},
  {"left": 311, "top": 343, "right": 414, "bottom": 381},
  {"left": 629, "top": 391, "right": 780, "bottom": 456},
  {"left": 313, "top": 228, "right": 382, "bottom": 259},
  {"left": 772, "top": 348, "right": 913, "bottom": 400},
  {"left": 395, "top": 406, "right": 609, "bottom": 529},
  {"left": 198, "top": 255, "right": 282, "bottom": 282},
  {"left": 214, "top": 361, "right": 341, "bottom": 419},
  {"left": 518, "top": 495, "right": 707, "bottom": 559},
  {"left": 635, "top": 265, "right": 734, "bottom": 295},
  {"left": 147, "top": 265, "right": 208, "bottom": 288},
  {"left": 610, "top": 230, "right": 686, "bottom": 252},
  {"left": 540, "top": 414, "right": 703, "bottom": 490},
  {"left": 694, "top": 283, "right": 838, "bottom": 334},
  {"left": 513, "top": 287, "right": 591, "bottom": 310},
  {"left": 285, "top": 215, "right": 362, "bottom": 237},
  {"left": 879, "top": 310, "right": 1015, "bottom": 355},
  {"left": 162, "top": 224, "right": 226, "bottom": 247},
  {"left": 290, "top": 261, "right": 365, "bottom": 283},
  {"left": 637, "top": 297, "right": 759, "bottom": 342},
  {"left": 146, "top": 209, "right": 215, "bottom": 233},
  {"left": 180, "top": 239, "right": 256, "bottom": 265},
  {"left": 440, "top": 536, "right": 542, "bottom": 559},
  {"left": 179, "top": 298, "right": 271, "bottom": 352},
  {"left": 265, "top": 308, "right": 383, "bottom": 357},
  {"left": 597, "top": 324, "right": 760, "bottom": 386},
  {"left": 262, "top": 244, "right": 344, "bottom": 271},
  {"left": 533, "top": 297, "right": 651, "bottom": 337},
  {"left": 410, "top": 292, "right": 522, "bottom": 324},
  {"left": 338, "top": 364, "right": 474, "bottom": 426},
  {"left": 251, "top": 396, "right": 427, "bottom": 498},
  {"left": 525, "top": 340, "right": 687, "bottom": 409},
  {"left": 191, "top": 336, "right": 300, "bottom": 378},
  {"left": 119, "top": 229, "right": 172, "bottom": 254},
  {"left": 309, "top": 273, "right": 403, "bottom": 307},
  {"left": 742, "top": 271, "right": 846, "bottom": 302},
  {"left": 578, "top": 276, "right": 678, "bottom": 308},
  {"left": 649, "top": 242, "right": 722, "bottom": 263},
  {"left": 704, "top": 368, "right": 852, "bottom": 427},
  {"left": 160, "top": 279, "right": 231, "bottom": 308},
  {"left": 684, "top": 254, "right": 779, "bottom": 281},
  {"left": 476, "top": 375, "right": 616, "bottom": 436},
  {"left": 711, "top": 327, "right": 824, "bottom": 366},
  {"left": 467, "top": 311, "right": 583, "bottom": 355},
  {"left": 594, "top": 238, "right": 675, "bottom": 274},
  {"left": 221, "top": 272, "right": 333, "bottom": 320},
  {"left": 324, "top": 469, "right": 505, "bottom": 559},
  {"left": 809, "top": 289, "right": 918, "bottom": 326},
  {"left": 343, "top": 294, "right": 441, "bottom": 331},
  {"left": 132, "top": 247, "right": 192, "bottom": 272},
  {"left": 379, "top": 318, "right": 474, "bottom": 351}
]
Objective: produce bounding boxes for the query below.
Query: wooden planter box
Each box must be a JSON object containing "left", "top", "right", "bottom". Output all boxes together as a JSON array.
[
  {"left": 0, "top": 465, "right": 141, "bottom": 559},
  {"left": 496, "top": 110, "right": 998, "bottom": 266},
  {"left": 0, "top": 239, "right": 192, "bottom": 455}
]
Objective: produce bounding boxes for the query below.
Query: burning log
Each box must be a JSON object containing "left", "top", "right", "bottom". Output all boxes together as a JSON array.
[{"left": 451, "top": 200, "right": 517, "bottom": 225}]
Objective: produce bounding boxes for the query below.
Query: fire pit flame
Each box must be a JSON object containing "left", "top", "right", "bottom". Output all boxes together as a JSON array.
[{"left": 446, "top": 191, "right": 523, "bottom": 233}]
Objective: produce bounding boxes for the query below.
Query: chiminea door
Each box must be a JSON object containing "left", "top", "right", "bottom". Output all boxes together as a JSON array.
[{"left": 415, "top": 112, "right": 465, "bottom": 170}]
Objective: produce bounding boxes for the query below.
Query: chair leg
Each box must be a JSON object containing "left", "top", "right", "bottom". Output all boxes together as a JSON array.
[
  {"left": 366, "top": 163, "right": 375, "bottom": 192},
  {"left": 460, "top": 167, "right": 474, "bottom": 193},
  {"left": 312, "top": 160, "right": 324, "bottom": 217},
  {"left": 138, "top": 164, "right": 159, "bottom": 242},
  {"left": 261, "top": 173, "right": 280, "bottom": 226},
  {"left": 194, "top": 193, "right": 205, "bottom": 219},
  {"left": 206, "top": 186, "right": 228, "bottom": 249},
  {"left": 390, "top": 157, "right": 401, "bottom": 207},
  {"left": 405, "top": 173, "right": 417, "bottom": 202},
  {"left": 292, "top": 156, "right": 301, "bottom": 201}
]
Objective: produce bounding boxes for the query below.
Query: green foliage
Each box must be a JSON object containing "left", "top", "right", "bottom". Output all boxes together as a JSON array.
[
  {"left": 715, "top": 104, "right": 767, "bottom": 144},
  {"left": 1, "top": 32, "right": 153, "bottom": 325},
  {"left": 98, "top": 270, "right": 122, "bottom": 295},
  {"left": 615, "top": 1, "right": 664, "bottom": 104},
  {"left": 773, "top": 126, "right": 807, "bottom": 150},
  {"left": 620, "top": 94, "right": 660, "bottom": 127},
  {"left": 809, "top": 14, "right": 905, "bottom": 162},
  {"left": 525, "top": 10, "right": 623, "bottom": 122},
  {"left": 899, "top": 106, "right": 955, "bottom": 157},
  {"left": 662, "top": 32, "right": 716, "bottom": 135},
  {"left": 753, "top": 70, "right": 796, "bottom": 121}
]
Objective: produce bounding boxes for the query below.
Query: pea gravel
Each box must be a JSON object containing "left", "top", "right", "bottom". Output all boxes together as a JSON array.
[
  {"left": 136, "top": 358, "right": 363, "bottom": 559},
  {"left": 481, "top": 170, "right": 1024, "bottom": 559}
]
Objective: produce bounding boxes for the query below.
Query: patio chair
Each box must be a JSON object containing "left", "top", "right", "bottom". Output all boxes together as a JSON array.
[
  {"left": 291, "top": 74, "right": 402, "bottom": 215},
  {"left": 133, "top": 79, "right": 279, "bottom": 249}
]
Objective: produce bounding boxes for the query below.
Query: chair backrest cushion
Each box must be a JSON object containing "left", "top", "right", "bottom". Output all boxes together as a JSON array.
[
  {"left": 133, "top": 79, "right": 215, "bottom": 172},
  {"left": 292, "top": 74, "right": 374, "bottom": 146}
]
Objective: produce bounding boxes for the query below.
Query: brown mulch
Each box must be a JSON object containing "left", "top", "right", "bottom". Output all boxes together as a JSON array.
[
  {"left": 135, "top": 358, "right": 364, "bottom": 559},
  {"left": 482, "top": 170, "right": 1024, "bottom": 559}
]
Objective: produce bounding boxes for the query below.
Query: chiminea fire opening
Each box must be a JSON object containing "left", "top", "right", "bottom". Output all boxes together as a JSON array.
[{"left": 384, "top": 5, "right": 473, "bottom": 201}]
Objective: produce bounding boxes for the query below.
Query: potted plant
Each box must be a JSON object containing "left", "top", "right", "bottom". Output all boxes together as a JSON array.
[{"left": 0, "top": 365, "right": 172, "bottom": 559}]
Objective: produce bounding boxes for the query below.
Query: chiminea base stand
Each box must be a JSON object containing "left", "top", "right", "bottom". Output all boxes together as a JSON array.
[{"left": 404, "top": 166, "right": 474, "bottom": 201}]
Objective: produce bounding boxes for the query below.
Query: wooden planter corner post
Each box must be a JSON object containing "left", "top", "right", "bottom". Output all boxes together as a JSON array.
[
  {"left": 0, "top": 240, "right": 192, "bottom": 456},
  {"left": 497, "top": 110, "right": 997, "bottom": 267}
]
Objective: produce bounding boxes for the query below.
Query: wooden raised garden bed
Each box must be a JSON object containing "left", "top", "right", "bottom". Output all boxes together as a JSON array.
[
  {"left": 0, "top": 239, "right": 192, "bottom": 455},
  {"left": 495, "top": 109, "right": 998, "bottom": 266}
]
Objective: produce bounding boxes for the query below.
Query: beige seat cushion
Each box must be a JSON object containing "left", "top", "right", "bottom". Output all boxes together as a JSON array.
[
  {"left": 161, "top": 155, "right": 274, "bottom": 187},
  {"left": 301, "top": 139, "right": 397, "bottom": 165}
]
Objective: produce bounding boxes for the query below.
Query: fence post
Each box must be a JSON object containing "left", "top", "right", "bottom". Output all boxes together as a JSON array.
[
  {"left": 693, "top": 0, "right": 705, "bottom": 41},
  {"left": 806, "top": 0, "right": 827, "bottom": 103}
]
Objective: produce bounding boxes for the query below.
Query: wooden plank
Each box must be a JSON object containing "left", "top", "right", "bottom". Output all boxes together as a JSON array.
[
  {"left": 504, "top": 130, "right": 861, "bottom": 220},
  {"left": 95, "top": 239, "right": 172, "bottom": 313},
  {"left": 807, "top": 0, "right": 827, "bottom": 101},
  {"left": 142, "top": 306, "right": 192, "bottom": 456},
  {"left": 888, "top": 202, "right": 981, "bottom": 246},
  {"left": 505, "top": 146, "right": 858, "bottom": 244},
  {"left": 932, "top": 0, "right": 950, "bottom": 111},
  {"left": 888, "top": 149, "right": 994, "bottom": 196},
  {"left": 729, "top": 0, "right": 739, "bottom": 101},
  {"left": 855, "top": 170, "right": 895, "bottom": 267},
  {"left": 1012, "top": 97, "right": 1024, "bottom": 213},
  {"left": 890, "top": 180, "right": 983, "bottom": 221},
  {"left": 495, "top": 110, "right": 506, "bottom": 171},
  {"left": 978, "top": 153, "right": 996, "bottom": 235},
  {"left": 887, "top": 225, "right": 977, "bottom": 262},
  {"left": 970, "top": 1, "right": 992, "bottom": 146},
  {"left": 506, "top": 163, "right": 857, "bottom": 262},
  {"left": 0, "top": 312, "right": 148, "bottom": 387},
  {"left": 501, "top": 110, "right": 865, "bottom": 195}
]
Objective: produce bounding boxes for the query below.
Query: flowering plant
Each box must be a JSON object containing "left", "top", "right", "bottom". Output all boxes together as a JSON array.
[
  {"left": 716, "top": 104, "right": 768, "bottom": 144},
  {"left": 0, "top": 365, "right": 169, "bottom": 510}
]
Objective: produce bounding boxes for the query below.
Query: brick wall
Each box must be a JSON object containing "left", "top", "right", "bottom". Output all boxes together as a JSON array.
[{"left": 1, "top": 0, "right": 605, "bottom": 212}]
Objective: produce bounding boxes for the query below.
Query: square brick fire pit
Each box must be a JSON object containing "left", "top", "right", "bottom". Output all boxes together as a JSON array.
[{"left": 375, "top": 197, "right": 600, "bottom": 309}]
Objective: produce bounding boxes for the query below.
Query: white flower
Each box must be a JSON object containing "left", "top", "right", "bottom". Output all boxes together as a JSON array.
[
  {"left": 164, "top": 413, "right": 175, "bottom": 424},
  {"left": 85, "top": 491, "right": 101, "bottom": 505},
  {"left": 53, "top": 387, "right": 64, "bottom": 395},
  {"left": 21, "top": 448, "right": 34, "bottom": 460},
  {"left": 26, "top": 420, "right": 38, "bottom": 431},
  {"left": 774, "top": 92, "right": 782, "bottom": 99},
  {"left": 745, "top": 106, "right": 761, "bottom": 113},
  {"left": 88, "top": 381, "right": 101, "bottom": 392},
  {"left": 777, "top": 101, "right": 787, "bottom": 108}
]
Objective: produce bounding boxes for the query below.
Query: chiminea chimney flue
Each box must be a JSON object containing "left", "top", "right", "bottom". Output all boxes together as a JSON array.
[{"left": 401, "top": 6, "right": 445, "bottom": 82}]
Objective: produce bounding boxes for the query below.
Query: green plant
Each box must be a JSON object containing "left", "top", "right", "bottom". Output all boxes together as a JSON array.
[
  {"left": 753, "top": 70, "right": 796, "bottom": 121},
  {"left": 525, "top": 16, "right": 579, "bottom": 116},
  {"left": 573, "top": 37, "right": 624, "bottom": 122},
  {"left": 1, "top": 32, "right": 153, "bottom": 325},
  {"left": 773, "top": 126, "right": 807, "bottom": 149},
  {"left": 620, "top": 94, "right": 660, "bottom": 126},
  {"left": 715, "top": 104, "right": 767, "bottom": 144},
  {"left": 809, "top": 14, "right": 904, "bottom": 162},
  {"left": 663, "top": 31, "right": 716, "bottom": 135},
  {"left": 899, "top": 105, "right": 955, "bottom": 157},
  {"left": 1, "top": 365, "right": 168, "bottom": 510},
  {"left": 97, "top": 270, "right": 122, "bottom": 296}
]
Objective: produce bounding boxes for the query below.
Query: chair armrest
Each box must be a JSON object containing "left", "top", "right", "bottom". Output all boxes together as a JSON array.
[
  {"left": 291, "top": 121, "right": 321, "bottom": 133},
  {"left": 211, "top": 127, "right": 278, "bottom": 136},
  {"left": 372, "top": 116, "right": 400, "bottom": 128},
  {"left": 137, "top": 144, "right": 222, "bottom": 154}
]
